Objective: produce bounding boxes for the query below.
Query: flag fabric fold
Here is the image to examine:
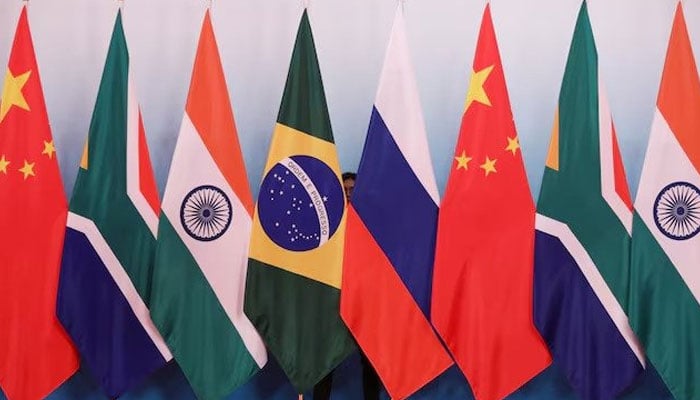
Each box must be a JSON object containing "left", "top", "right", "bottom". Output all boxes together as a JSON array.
[
  {"left": 431, "top": 5, "right": 551, "bottom": 400},
  {"left": 243, "top": 8, "right": 354, "bottom": 393},
  {"left": 0, "top": 6, "right": 79, "bottom": 399},
  {"left": 340, "top": 6, "right": 453, "bottom": 400},
  {"left": 149, "top": 10, "right": 267, "bottom": 400},
  {"left": 56, "top": 10, "right": 171, "bottom": 397},
  {"left": 533, "top": 3, "right": 644, "bottom": 399},
  {"left": 629, "top": 3, "right": 700, "bottom": 399}
]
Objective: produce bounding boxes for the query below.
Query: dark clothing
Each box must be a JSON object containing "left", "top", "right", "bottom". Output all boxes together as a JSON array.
[
  {"left": 360, "top": 352, "right": 380, "bottom": 400},
  {"left": 312, "top": 372, "right": 333, "bottom": 400},
  {"left": 312, "top": 352, "right": 381, "bottom": 400}
]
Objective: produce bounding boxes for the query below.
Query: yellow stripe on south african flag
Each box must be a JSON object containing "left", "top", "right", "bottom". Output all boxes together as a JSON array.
[
  {"left": 80, "top": 140, "right": 89, "bottom": 170},
  {"left": 249, "top": 123, "right": 346, "bottom": 289},
  {"left": 546, "top": 107, "right": 559, "bottom": 171}
]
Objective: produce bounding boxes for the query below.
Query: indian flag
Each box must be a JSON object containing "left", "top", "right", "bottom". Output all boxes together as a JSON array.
[
  {"left": 629, "top": 3, "right": 700, "bottom": 399},
  {"left": 149, "top": 10, "right": 266, "bottom": 400}
]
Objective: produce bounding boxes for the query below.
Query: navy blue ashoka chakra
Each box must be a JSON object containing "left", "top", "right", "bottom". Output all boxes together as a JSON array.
[
  {"left": 180, "top": 185, "right": 233, "bottom": 242},
  {"left": 653, "top": 181, "right": 700, "bottom": 241}
]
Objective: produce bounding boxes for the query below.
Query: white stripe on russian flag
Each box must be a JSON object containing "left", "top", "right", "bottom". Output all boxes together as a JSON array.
[{"left": 374, "top": 7, "right": 440, "bottom": 206}]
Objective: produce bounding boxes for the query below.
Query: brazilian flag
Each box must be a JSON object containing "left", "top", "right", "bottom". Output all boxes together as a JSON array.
[{"left": 244, "top": 9, "right": 355, "bottom": 392}]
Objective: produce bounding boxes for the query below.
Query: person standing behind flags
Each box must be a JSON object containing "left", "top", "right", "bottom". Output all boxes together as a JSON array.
[
  {"left": 342, "top": 172, "right": 356, "bottom": 200},
  {"left": 313, "top": 172, "right": 382, "bottom": 400}
]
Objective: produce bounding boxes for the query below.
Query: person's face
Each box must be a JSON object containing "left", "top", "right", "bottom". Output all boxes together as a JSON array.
[{"left": 343, "top": 178, "right": 355, "bottom": 202}]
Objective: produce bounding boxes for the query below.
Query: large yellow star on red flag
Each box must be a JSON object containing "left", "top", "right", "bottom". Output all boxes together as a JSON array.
[
  {"left": 465, "top": 65, "right": 494, "bottom": 111},
  {"left": 0, "top": 69, "right": 31, "bottom": 123},
  {"left": 480, "top": 156, "right": 497, "bottom": 176}
]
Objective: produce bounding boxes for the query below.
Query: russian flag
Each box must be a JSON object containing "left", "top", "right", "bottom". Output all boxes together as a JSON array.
[{"left": 340, "top": 6, "right": 452, "bottom": 400}]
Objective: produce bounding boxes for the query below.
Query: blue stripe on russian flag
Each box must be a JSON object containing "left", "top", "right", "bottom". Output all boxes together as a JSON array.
[
  {"left": 352, "top": 107, "right": 438, "bottom": 318},
  {"left": 56, "top": 228, "right": 166, "bottom": 397},
  {"left": 534, "top": 230, "right": 643, "bottom": 400}
]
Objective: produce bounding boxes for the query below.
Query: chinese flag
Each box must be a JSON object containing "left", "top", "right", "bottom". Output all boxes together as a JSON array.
[
  {"left": 0, "top": 6, "right": 78, "bottom": 400},
  {"left": 431, "top": 5, "right": 550, "bottom": 400}
]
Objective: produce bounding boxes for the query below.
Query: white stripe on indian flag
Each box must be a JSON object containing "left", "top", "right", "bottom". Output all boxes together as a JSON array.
[
  {"left": 126, "top": 68, "right": 159, "bottom": 237},
  {"left": 635, "top": 109, "right": 700, "bottom": 304},
  {"left": 67, "top": 212, "right": 173, "bottom": 361},
  {"left": 536, "top": 213, "right": 645, "bottom": 366},
  {"left": 598, "top": 78, "right": 632, "bottom": 234}
]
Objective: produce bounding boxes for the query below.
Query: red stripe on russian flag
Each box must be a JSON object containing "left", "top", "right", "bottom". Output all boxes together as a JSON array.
[{"left": 341, "top": 206, "right": 452, "bottom": 400}]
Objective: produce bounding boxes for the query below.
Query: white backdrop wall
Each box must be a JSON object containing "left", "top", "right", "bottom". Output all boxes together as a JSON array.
[{"left": 0, "top": 0, "right": 698, "bottom": 201}]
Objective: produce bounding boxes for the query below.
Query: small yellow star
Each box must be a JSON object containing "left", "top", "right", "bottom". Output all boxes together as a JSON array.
[
  {"left": 465, "top": 65, "right": 494, "bottom": 111},
  {"left": 480, "top": 156, "right": 497, "bottom": 176},
  {"left": 505, "top": 136, "right": 520, "bottom": 155},
  {"left": 0, "top": 155, "right": 9, "bottom": 174},
  {"left": 42, "top": 140, "right": 56, "bottom": 159},
  {"left": 0, "top": 69, "right": 31, "bottom": 123},
  {"left": 454, "top": 150, "right": 472, "bottom": 170},
  {"left": 18, "top": 160, "right": 35, "bottom": 180}
]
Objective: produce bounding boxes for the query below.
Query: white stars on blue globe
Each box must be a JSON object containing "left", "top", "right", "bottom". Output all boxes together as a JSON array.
[
  {"left": 272, "top": 172, "right": 286, "bottom": 185},
  {"left": 258, "top": 155, "right": 345, "bottom": 252}
]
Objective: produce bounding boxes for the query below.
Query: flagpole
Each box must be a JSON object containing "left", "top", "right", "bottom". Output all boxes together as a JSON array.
[{"left": 206, "top": 0, "right": 212, "bottom": 9}]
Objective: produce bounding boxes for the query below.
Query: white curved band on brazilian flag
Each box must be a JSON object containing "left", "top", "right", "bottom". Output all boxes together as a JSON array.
[
  {"left": 67, "top": 212, "right": 172, "bottom": 361},
  {"left": 598, "top": 79, "right": 632, "bottom": 234},
  {"left": 374, "top": 7, "right": 439, "bottom": 206},
  {"left": 126, "top": 69, "right": 158, "bottom": 237},
  {"left": 535, "top": 213, "right": 645, "bottom": 365},
  {"left": 161, "top": 113, "right": 267, "bottom": 367},
  {"left": 635, "top": 109, "right": 700, "bottom": 305}
]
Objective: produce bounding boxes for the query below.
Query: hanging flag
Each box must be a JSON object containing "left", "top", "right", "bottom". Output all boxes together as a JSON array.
[
  {"left": 243, "top": 8, "right": 355, "bottom": 392},
  {"left": 56, "top": 10, "right": 171, "bottom": 397},
  {"left": 629, "top": 3, "right": 700, "bottom": 399},
  {"left": 533, "top": 3, "right": 644, "bottom": 399},
  {"left": 0, "top": 6, "right": 79, "bottom": 400},
  {"left": 149, "top": 10, "right": 267, "bottom": 400},
  {"left": 431, "top": 5, "right": 551, "bottom": 400},
  {"left": 340, "top": 5, "right": 453, "bottom": 400}
]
